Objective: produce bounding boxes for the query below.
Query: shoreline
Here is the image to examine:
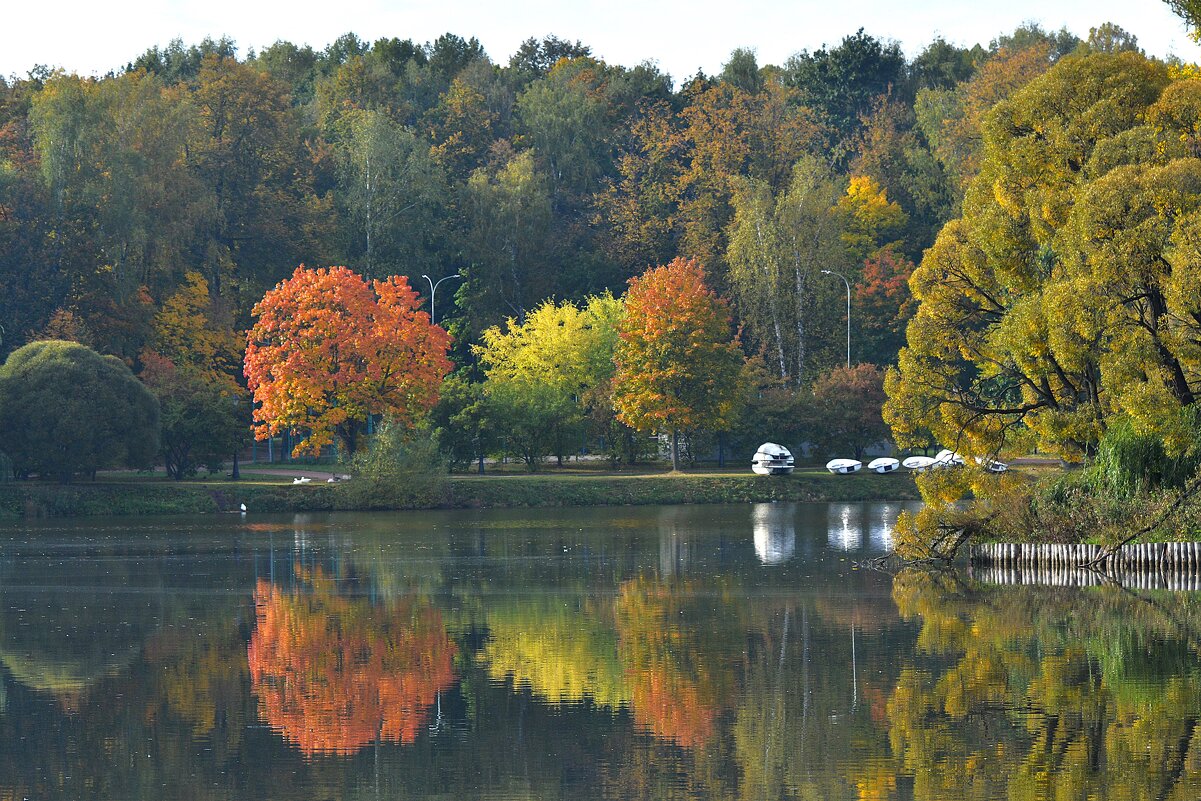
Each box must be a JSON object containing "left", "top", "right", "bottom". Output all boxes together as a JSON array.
[{"left": 0, "top": 470, "right": 919, "bottom": 519}]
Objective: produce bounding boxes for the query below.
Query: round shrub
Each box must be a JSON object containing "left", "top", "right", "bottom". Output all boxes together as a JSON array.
[{"left": 0, "top": 340, "right": 159, "bottom": 481}]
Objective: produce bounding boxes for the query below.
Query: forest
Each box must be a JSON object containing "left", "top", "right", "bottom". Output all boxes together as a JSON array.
[{"left": 0, "top": 19, "right": 1176, "bottom": 476}]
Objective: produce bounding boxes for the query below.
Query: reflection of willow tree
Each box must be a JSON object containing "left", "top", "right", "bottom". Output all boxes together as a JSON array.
[
  {"left": 247, "top": 567, "right": 457, "bottom": 756},
  {"left": 888, "top": 570, "right": 1201, "bottom": 800},
  {"left": 481, "top": 596, "right": 631, "bottom": 709},
  {"left": 614, "top": 577, "right": 737, "bottom": 749}
]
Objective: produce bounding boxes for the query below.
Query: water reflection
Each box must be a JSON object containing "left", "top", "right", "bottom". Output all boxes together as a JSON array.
[
  {"left": 826, "top": 502, "right": 897, "bottom": 552},
  {"left": 0, "top": 506, "right": 1198, "bottom": 799},
  {"left": 889, "top": 570, "right": 1201, "bottom": 800},
  {"left": 753, "top": 503, "right": 796, "bottom": 564},
  {"left": 247, "top": 567, "right": 456, "bottom": 756}
]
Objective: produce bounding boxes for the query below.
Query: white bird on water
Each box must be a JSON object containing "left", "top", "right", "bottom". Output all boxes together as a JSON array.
[{"left": 240, "top": 503, "right": 247, "bottom": 513}]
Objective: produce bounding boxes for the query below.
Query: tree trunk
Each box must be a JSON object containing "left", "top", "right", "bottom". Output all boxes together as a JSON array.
[{"left": 671, "top": 430, "right": 680, "bottom": 472}]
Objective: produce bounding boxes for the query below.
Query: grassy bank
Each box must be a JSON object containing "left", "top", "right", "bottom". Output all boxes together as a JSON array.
[{"left": 0, "top": 468, "right": 918, "bottom": 519}]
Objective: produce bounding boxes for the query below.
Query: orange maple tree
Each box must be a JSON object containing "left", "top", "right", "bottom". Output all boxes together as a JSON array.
[
  {"left": 246, "top": 568, "right": 457, "bottom": 757},
  {"left": 244, "top": 265, "right": 452, "bottom": 455},
  {"left": 612, "top": 258, "right": 743, "bottom": 470}
]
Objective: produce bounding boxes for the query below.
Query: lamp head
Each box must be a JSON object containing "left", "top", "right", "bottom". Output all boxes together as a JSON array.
[{"left": 820, "top": 269, "right": 831, "bottom": 275}]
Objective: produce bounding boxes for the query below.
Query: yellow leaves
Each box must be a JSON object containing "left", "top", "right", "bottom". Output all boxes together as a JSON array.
[{"left": 838, "top": 175, "right": 909, "bottom": 260}]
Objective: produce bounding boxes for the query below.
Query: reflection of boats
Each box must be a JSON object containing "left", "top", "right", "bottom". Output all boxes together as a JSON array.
[
  {"left": 867, "top": 457, "right": 899, "bottom": 473},
  {"left": 826, "top": 458, "right": 862, "bottom": 474},
  {"left": 752, "top": 503, "right": 796, "bottom": 564},
  {"left": 751, "top": 443, "right": 795, "bottom": 475},
  {"left": 902, "top": 455, "right": 935, "bottom": 471},
  {"left": 828, "top": 503, "right": 864, "bottom": 551}
]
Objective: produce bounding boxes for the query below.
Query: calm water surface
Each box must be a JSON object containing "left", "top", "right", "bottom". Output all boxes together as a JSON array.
[{"left": 0, "top": 501, "right": 1198, "bottom": 799}]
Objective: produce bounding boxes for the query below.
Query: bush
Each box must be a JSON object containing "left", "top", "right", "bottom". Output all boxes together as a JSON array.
[
  {"left": 0, "top": 340, "right": 159, "bottom": 481},
  {"left": 340, "top": 420, "right": 448, "bottom": 509}
]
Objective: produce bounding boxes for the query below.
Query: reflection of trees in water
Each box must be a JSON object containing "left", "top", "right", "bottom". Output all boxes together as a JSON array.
[
  {"left": 733, "top": 601, "right": 902, "bottom": 801},
  {"left": 0, "top": 551, "right": 175, "bottom": 707},
  {"left": 888, "top": 570, "right": 1201, "bottom": 800},
  {"left": 481, "top": 595, "right": 631, "bottom": 710},
  {"left": 247, "top": 567, "right": 457, "bottom": 756},
  {"left": 613, "top": 576, "right": 737, "bottom": 748}
]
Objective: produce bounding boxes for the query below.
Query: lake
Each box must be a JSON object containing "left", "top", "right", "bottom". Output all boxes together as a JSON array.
[{"left": 0, "top": 501, "right": 1197, "bottom": 799}]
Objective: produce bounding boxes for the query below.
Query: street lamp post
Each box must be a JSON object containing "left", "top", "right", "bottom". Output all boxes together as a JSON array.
[
  {"left": 820, "top": 269, "right": 851, "bottom": 368},
  {"left": 420, "top": 273, "right": 464, "bottom": 325}
]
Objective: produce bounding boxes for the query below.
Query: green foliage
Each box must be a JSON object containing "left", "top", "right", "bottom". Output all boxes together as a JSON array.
[
  {"left": 343, "top": 419, "right": 448, "bottom": 509},
  {"left": 1165, "top": 0, "right": 1201, "bottom": 41},
  {"left": 0, "top": 340, "right": 159, "bottom": 481},
  {"left": 782, "top": 28, "right": 907, "bottom": 158},
  {"left": 725, "top": 159, "right": 847, "bottom": 384},
  {"left": 804, "top": 364, "right": 890, "bottom": 459},
  {"left": 430, "top": 374, "right": 492, "bottom": 470},
  {"left": 475, "top": 294, "right": 621, "bottom": 469},
  {"left": 1089, "top": 413, "right": 1201, "bottom": 498},
  {"left": 140, "top": 354, "right": 249, "bottom": 479}
]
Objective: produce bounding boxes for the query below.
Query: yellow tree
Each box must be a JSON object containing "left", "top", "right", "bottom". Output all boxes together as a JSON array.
[
  {"left": 883, "top": 50, "right": 1197, "bottom": 463},
  {"left": 475, "top": 293, "right": 622, "bottom": 467}
]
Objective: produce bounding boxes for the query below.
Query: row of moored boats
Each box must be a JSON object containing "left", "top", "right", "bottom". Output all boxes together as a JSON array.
[{"left": 751, "top": 443, "right": 1007, "bottom": 476}]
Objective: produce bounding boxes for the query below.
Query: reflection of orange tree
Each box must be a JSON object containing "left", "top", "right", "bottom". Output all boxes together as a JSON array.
[
  {"left": 614, "top": 577, "right": 728, "bottom": 748},
  {"left": 247, "top": 568, "right": 456, "bottom": 756}
]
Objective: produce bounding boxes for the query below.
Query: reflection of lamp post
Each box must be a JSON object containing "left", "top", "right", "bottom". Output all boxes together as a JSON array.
[
  {"left": 420, "top": 273, "right": 463, "bottom": 325},
  {"left": 820, "top": 269, "right": 851, "bottom": 368}
]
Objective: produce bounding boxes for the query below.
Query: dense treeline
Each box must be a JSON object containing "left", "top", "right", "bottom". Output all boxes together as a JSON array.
[{"left": 0, "top": 22, "right": 1155, "bottom": 473}]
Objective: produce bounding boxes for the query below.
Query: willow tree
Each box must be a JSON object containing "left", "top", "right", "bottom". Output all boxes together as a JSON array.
[{"left": 884, "top": 50, "right": 1201, "bottom": 462}]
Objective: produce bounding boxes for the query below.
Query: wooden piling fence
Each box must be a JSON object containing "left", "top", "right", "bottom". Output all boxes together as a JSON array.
[{"left": 968, "top": 541, "right": 1201, "bottom": 589}]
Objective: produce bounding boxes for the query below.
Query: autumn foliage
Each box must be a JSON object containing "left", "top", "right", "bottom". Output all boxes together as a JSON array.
[
  {"left": 244, "top": 266, "right": 452, "bottom": 455},
  {"left": 614, "top": 577, "right": 721, "bottom": 748},
  {"left": 613, "top": 258, "right": 743, "bottom": 468},
  {"left": 246, "top": 568, "right": 457, "bottom": 756}
]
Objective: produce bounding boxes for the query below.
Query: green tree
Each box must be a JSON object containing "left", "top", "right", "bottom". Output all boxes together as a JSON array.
[
  {"left": 459, "top": 150, "right": 555, "bottom": 335},
  {"left": 613, "top": 258, "right": 743, "bottom": 470},
  {"left": 1166, "top": 0, "right": 1201, "bottom": 41},
  {"left": 725, "top": 158, "right": 848, "bottom": 385},
  {"left": 334, "top": 108, "right": 447, "bottom": 280},
  {"left": 139, "top": 352, "right": 248, "bottom": 479},
  {"left": 0, "top": 340, "right": 159, "bottom": 481},
  {"left": 782, "top": 29, "right": 907, "bottom": 160},
  {"left": 719, "top": 47, "right": 764, "bottom": 94}
]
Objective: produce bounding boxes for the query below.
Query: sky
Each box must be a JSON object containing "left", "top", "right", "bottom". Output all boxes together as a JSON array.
[{"left": 4, "top": 0, "right": 1199, "bottom": 82}]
